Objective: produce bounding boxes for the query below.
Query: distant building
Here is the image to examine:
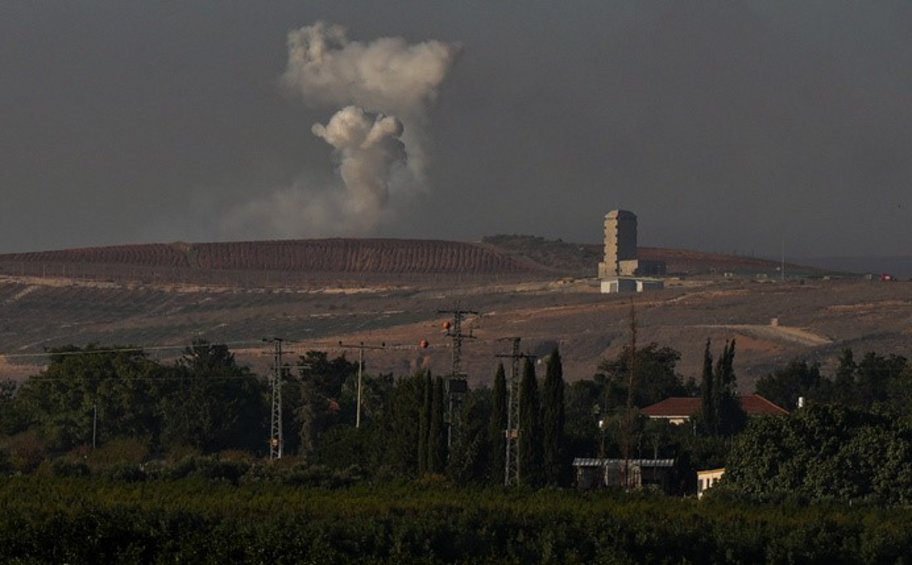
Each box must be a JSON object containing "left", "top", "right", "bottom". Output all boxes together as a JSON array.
[
  {"left": 641, "top": 394, "right": 789, "bottom": 425},
  {"left": 598, "top": 209, "right": 665, "bottom": 293},
  {"left": 697, "top": 468, "right": 725, "bottom": 499}
]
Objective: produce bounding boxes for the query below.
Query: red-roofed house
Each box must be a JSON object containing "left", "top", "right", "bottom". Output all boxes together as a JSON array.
[{"left": 641, "top": 394, "right": 788, "bottom": 425}]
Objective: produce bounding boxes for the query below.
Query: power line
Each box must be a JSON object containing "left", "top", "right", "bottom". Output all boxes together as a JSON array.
[{"left": 0, "top": 340, "right": 266, "bottom": 360}]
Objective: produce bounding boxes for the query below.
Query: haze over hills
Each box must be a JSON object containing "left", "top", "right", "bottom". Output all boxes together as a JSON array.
[
  {"left": 802, "top": 256, "right": 912, "bottom": 280},
  {"left": 2, "top": 236, "right": 905, "bottom": 392}
]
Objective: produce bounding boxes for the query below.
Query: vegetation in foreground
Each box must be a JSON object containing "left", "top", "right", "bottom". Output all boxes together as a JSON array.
[{"left": 3, "top": 476, "right": 912, "bottom": 564}]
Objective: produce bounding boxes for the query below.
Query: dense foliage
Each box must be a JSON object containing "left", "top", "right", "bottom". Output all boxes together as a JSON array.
[
  {"left": 3, "top": 476, "right": 912, "bottom": 563},
  {"left": 726, "top": 404, "right": 912, "bottom": 504}
]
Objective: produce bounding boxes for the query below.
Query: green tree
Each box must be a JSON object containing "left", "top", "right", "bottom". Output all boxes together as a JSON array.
[
  {"left": 489, "top": 363, "right": 507, "bottom": 484},
  {"left": 0, "top": 380, "right": 27, "bottom": 436},
  {"left": 542, "top": 349, "right": 566, "bottom": 486},
  {"left": 418, "top": 371, "right": 432, "bottom": 474},
  {"left": 518, "top": 358, "right": 542, "bottom": 487},
  {"left": 700, "top": 339, "right": 715, "bottom": 434},
  {"left": 16, "top": 345, "right": 163, "bottom": 452},
  {"left": 714, "top": 340, "right": 745, "bottom": 436},
  {"left": 726, "top": 404, "right": 912, "bottom": 504},
  {"left": 448, "top": 388, "right": 491, "bottom": 484},
  {"left": 755, "top": 359, "right": 822, "bottom": 411},
  {"left": 427, "top": 376, "right": 447, "bottom": 474},
  {"left": 385, "top": 373, "right": 425, "bottom": 477},
  {"left": 295, "top": 351, "right": 358, "bottom": 458},
  {"left": 597, "top": 343, "right": 693, "bottom": 409},
  {"left": 160, "top": 341, "right": 267, "bottom": 453}
]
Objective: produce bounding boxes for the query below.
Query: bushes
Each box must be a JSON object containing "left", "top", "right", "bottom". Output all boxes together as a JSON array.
[{"left": 2, "top": 478, "right": 912, "bottom": 562}]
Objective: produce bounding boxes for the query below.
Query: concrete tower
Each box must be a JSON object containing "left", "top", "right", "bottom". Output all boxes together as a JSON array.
[{"left": 598, "top": 209, "right": 638, "bottom": 278}]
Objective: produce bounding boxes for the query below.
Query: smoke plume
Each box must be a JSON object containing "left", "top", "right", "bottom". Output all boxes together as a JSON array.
[{"left": 226, "top": 22, "right": 457, "bottom": 238}]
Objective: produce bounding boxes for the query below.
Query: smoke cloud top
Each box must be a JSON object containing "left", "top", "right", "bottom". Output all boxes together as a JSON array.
[{"left": 225, "top": 22, "right": 457, "bottom": 237}]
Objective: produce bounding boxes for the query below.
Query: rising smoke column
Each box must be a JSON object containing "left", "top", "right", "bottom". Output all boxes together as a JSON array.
[
  {"left": 225, "top": 22, "right": 458, "bottom": 238},
  {"left": 311, "top": 106, "right": 406, "bottom": 229}
]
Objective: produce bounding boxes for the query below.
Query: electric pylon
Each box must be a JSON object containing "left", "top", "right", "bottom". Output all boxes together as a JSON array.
[
  {"left": 437, "top": 306, "right": 478, "bottom": 448},
  {"left": 267, "top": 337, "right": 286, "bottom": 460},
  {"left": 495, "top": 337, "right": 536, "bottom": 487}
]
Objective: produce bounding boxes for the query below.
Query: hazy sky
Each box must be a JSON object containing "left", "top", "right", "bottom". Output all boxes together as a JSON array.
[{"left": 1, "top": 2, "right": 910, "bottom": 257}]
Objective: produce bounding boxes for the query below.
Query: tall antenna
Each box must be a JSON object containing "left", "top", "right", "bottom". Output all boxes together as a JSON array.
[
  {"left": 266, "top": 337, "right": 286, "bottom": 460},
  {"left": 495, "top": 337, "right": 536, "bottom": 487},
  {"left": 338, "top": 341, "right": 385, "bottom": 428},
  {"left": 438, "top": 305, "right": 478, "bottom": 448}
]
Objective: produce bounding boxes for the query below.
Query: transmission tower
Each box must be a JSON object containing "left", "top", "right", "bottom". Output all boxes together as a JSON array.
[
  {"left": 267, "top": 337, "right": 286, "bottom": 460},
  {"left": 495, "top": 337, "right": 536, "bottom": 487},
  {"left": 438, "top": 306, "right": 478, "bottom": 448}
]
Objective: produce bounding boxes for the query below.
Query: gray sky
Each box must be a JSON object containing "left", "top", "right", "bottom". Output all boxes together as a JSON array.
[{"left": 1, "top": 1, "right": 910, "bottom": 257}]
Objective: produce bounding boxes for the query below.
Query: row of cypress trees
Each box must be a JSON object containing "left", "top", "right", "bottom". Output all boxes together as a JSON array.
[
  {"left": 415, "top": 348, "right": 567, "bottom": 486},
  {"left": 700, "top": 339, "right": 745, "bottom": 436},
  {"left": 492, "top": 349, "right": 566, "bottom": 487}
]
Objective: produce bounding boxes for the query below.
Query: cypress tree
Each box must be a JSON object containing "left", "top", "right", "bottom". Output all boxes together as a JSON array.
[
  {"left": 542, "top": 348, "right": 565, "bottom": 486},
  {"left": 518, "top": 358, "right": 543, "bottom": 487},
  {"left": 417, "top": 370, "right": 431, "bottom": 474},
  {"left": 489, "top": 363, "right": 507, "bottom": 484},
  {"left": 700, "top": 339, "right": 716, "bottom": 434},
  {"left": 716, "top": 340, "right": 745, "bottom": 435},
  {"left": 428, "top": 375, "right": 447, "bottom": 473}
]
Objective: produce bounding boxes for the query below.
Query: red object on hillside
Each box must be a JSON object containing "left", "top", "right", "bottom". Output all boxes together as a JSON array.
[
  {"left": 881, "top": 273, "right": 895, "bottom": 281},
  {"left": 641, "top": 394, "right": 789, "bottom": 420}
]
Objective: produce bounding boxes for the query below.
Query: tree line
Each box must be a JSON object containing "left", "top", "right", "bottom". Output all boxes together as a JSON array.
[{"left": 2, "top": 338, "right": 911, "bottom": 503}]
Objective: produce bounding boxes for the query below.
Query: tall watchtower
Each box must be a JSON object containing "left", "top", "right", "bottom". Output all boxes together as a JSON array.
[{"left": 598, "top": 209, "right": 638, "bottom": 278}]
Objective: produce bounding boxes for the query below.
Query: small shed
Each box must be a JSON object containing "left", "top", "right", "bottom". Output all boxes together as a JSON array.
[{"left": 573, "top": 458, "right": 676, "bottom": 492}]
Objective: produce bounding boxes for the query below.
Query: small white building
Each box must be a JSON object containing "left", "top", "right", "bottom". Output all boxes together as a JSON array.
[
  {"left": 601, "top": 277, "right": 665, "bottom": 294},
  {"left": 697, "top": 468, "right": 725, "bottom": 499}
]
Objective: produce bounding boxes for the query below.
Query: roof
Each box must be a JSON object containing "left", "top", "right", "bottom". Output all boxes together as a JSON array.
[
  {"left": 640, "top": 397, "right": 701, "bottom": 418},
  {"left": 573, "top": 458, "right": 675, "bottom": 468},
  {"left": 641, "top": 394, "right": 788, "bottom": 418}
]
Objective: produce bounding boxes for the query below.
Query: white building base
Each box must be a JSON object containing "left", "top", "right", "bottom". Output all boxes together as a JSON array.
[{"left": 601, "top": 277, "right": 665, "bottom": 294}]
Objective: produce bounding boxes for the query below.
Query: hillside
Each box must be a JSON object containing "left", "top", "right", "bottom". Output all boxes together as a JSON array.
[
  {"left": 0, "top": 236, "right": 836, "bottom": 285},
  {"left": 0, "top": 236, "right": 886, "bottom": 388}
]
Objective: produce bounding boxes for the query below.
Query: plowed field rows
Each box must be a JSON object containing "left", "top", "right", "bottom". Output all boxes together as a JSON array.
[{"left": 0, "top": 239, "right": 540, "bottom": 276}]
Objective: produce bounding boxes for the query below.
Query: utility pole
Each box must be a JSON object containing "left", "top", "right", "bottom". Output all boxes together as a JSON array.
[
  {"left": 266, "top": 337, "right": 286, "bottom": 461},
  {"left": 438, "top": 306, "right": 478, "bottom": 449},
  {"left": 620, "top": 301, "right": 638, "bottom": 488},
  {"left": 495, "top": 337, "right": 536, "bottom": 487},
  {"left": 338, "top": 341, "right": 385, "bottom": 428}
]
